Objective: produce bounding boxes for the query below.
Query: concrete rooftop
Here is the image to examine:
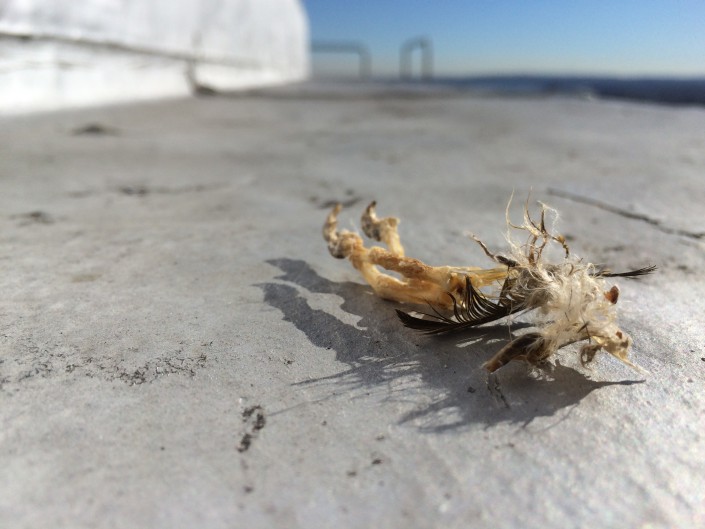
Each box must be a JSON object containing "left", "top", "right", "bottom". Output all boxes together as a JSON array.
[{"left": 1, "top": 83, "right": 704, "bottom": 528}]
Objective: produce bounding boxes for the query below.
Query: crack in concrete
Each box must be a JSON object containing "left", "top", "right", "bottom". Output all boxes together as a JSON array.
[
  {"left": 1, "top": 337, "right": 209, "bottom": 391},
  {"left": 547, "top": 188, "right": 705, "bottom": 240}
]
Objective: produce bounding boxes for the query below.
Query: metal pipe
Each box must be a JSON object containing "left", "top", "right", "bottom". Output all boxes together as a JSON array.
[
  {"left": 311, "top": 41, "right": 371, "bottom": 79},
  {"left": 400, "top": 37, "right": 433, "bottom": 80}
]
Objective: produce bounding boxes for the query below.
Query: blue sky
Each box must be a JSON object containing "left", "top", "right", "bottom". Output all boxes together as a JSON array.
[{"left": 303, "top": 1, "right": 705, "bottom": 77}]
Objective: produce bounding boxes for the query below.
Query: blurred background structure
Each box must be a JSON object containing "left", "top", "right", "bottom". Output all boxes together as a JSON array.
[
  {"left": 2, "top": 1, "right": 705, "bottom": 113},
  {"left": 0, "top": 0, "right": 308, "bottom": 114},
  {"left": 306, "top": 1, "right": 705, "bottom": 79},
  {"left": 306, "top": 1, "right": 705, "bottom": 105}
]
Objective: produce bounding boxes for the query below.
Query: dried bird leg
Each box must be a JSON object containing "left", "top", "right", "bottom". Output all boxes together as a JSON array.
[
  {"left": 324, "top": 202, "right": 508, "bottom": 309},
  {"left": 323, "top": 200, "right": 655, "bottom": 374}
]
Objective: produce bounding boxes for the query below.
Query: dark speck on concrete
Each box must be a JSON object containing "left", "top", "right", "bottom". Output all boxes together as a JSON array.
[
  {"left": 11, "top": 211, "right": 54, "bottom": 225},
  {"left": 237, "top": 406, "right": 266, "bottom": 453},
  {"left": 72, "top": 123, "right": 119, "bottom": 136},
  {"left": 119, "top": 185, "right": 149, "bottom": 196}
]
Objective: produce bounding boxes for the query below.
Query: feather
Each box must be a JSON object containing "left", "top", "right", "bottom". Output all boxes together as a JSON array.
[
  {"left": 396, "top": 277, "right": 525, "bottom": 334},
  {"left": 595, "top": 265, "right": 657, "bottom": 278}
]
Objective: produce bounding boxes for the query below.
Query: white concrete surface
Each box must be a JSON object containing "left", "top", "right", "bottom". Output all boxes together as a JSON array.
[
  {"left": 0, "top": 0, "right": 309, "bottom": 114},
  {"left": 0, "top": 84, "right": 704, "bottom": 528}
]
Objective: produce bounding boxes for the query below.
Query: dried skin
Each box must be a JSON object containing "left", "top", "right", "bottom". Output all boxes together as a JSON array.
[{"left": 323, "top": 200, "right": 654, "bottom": 373}]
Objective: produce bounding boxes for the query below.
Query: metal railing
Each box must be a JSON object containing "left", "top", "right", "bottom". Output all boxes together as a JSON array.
[
  {"left": 400, "top": 36, "right": 433, "bottom": 80},
  {"left": 311, "top": 41, "right": 372, "bottom": 79}
]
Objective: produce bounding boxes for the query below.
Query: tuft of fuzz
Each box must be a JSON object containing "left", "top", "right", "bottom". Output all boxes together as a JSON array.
[{"left": 323, "top": 198, "right": 655, "bottom": 373}]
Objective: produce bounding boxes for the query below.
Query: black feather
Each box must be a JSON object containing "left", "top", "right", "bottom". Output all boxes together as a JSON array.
[
  {"left": 596, "top": 265, "right": 657, "bottom": 278},
  {"left": 396, "top": 277, "right": 525, "bottom": 335}
]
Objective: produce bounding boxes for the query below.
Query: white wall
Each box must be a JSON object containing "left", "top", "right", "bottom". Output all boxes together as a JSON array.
[{"left": 0, "top": 0, "right": 309, "bottom": 114}]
